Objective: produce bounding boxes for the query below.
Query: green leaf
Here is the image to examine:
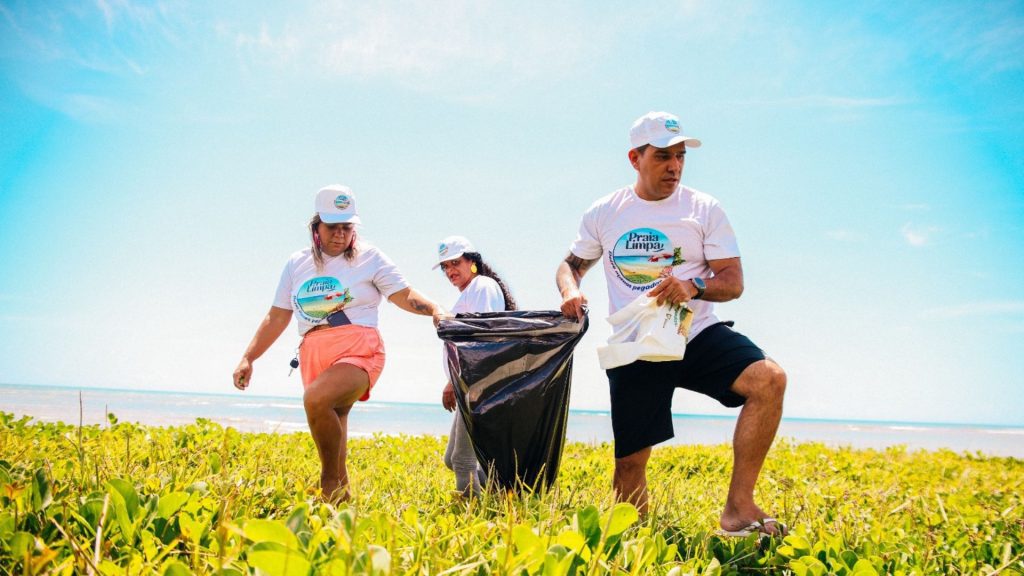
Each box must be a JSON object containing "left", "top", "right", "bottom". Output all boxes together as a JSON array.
[
  {"left": 792, "top": 557, "right": 828, "bottom": 576},
  {"left": 9, "top": 531, "right": 34, "bottom": 558},
  {"left": 545, "top": 549, "right": 579, "bottom": 576},
  {"left": 512, "top": 524, "right": 541, "bottom": 553},
  {"left": 207, "top": 453, "right": 222, "bottom": 474},
  {"left": 157, "top": 492, "right": 189, "bottom": 519},
  {"left": 603, "top": 502, "right": 639, "bottom": 538},
  {"left": 777, "top": 544, "right": 797, "bottom": 558},
  {"left": 321, "top": 558, "right": 348, "bottom": 575},
  {"left": 556, "top": 531, "right": 590, "bottom": 562},
  {"left": 784, "top": 533, "right": 812, "bottom": 555},
  {"left": 178, "top": 513, "right": 206, "bottom": 544},
  {"left": 247, "top": 542, "right": 311, "bottom": 576},
  {"left": 840, "top": 550, "right": 859, "bottom": 568},
  {"left": 245, "top": 519, "right": 300, "bottom": 550},
  {"left": 556, "top": 530, "right": 585, "bottom": 550},
  {"left": 0, "top": 513, "right": 14, "bottom": 540},
  {"left": 285, "top": 504, "right": 308, "bottom": 536},
  {"left": 851, "top": 559, "right": 880, "bottom": 576},
  {"left": 107, "top": 479, "right": 140, "bottom": 517},
  {"left": 107, "top": 486, "right": 137, "bottom": 543},
  {"left": 162, "top": 559, "right": 193, "bottom": 576},
  {"left": 575, "top": 505, "right": 601, "bottom": 549},
  {"left": 31, "top": 468, "right": 52, "bottom": 511}
]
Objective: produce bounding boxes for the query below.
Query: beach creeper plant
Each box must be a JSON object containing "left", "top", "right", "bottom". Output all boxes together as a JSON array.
[{"left": 1, "top": 410, "right": 1022, "bottom": 574}]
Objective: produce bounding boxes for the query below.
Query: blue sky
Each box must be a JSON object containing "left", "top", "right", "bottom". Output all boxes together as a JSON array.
[{"left": 1, "top": 1, "right": 1022, "bottom": 426}]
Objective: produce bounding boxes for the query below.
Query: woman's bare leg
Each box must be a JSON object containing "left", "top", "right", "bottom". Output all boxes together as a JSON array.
[{"left": 303, "top": 363, "right": 369, "bottom": 501}]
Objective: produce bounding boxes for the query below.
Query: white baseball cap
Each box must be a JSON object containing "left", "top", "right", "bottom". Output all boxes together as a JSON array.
[
  {"left": 432, "top": 235, "right": 475, "bottom": 269},
  {"left": 315, "top": 184, "right": 361, "bottom": 225},
  {"left": 629, "top": 111, "right": 702, "bottom": 150}
]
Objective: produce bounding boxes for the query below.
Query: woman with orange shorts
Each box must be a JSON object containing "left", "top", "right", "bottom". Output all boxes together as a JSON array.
[{"left": 233, "top": 184, "right": 445, "bottom": 501}]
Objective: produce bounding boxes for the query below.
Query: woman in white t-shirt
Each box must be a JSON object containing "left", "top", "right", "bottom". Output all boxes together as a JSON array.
[
  {"left": 434, "top": 235, "right": 516, "bottom": 495},
  {"left": 233, "top": 184, "right": 446, "bottom": 501}
]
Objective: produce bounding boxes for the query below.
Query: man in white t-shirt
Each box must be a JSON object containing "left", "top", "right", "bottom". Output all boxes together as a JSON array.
[{"left": 556, "top": 111, "right": 788, "bottom": 537}]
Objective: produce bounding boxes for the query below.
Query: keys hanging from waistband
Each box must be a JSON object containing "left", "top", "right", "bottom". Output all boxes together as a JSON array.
[{"left": 288, "top": 346, "right": 299, "bottom": 377}]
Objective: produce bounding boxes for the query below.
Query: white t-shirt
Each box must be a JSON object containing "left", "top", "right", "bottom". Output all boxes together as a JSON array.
[
  {"left": 451, "top": 275, "right": 506, "bottom": 315},
  {"left": 273, "top": 243, "right": 410, "bottom": 335},
  {"left": 569, "top": 184, "right": 740, "bottom": 338}
]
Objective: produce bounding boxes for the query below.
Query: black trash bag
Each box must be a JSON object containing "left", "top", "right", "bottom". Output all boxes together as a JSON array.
[{"left": 437, "top": 310, "right": 588, "bottom": 491}]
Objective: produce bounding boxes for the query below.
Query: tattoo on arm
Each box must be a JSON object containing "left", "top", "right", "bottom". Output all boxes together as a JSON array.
[
  {"left": 407, "top": 290, "right": 436, "bottom": 315},
  {"left": 565, "top": 254, "right": 596, "bottom": 278},
  {"left": 558, "top": 253, "right": 597, "bottom": 294}
]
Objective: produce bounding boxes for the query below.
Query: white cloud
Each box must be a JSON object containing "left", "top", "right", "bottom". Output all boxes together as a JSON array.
[
  {"left": 915, "top": 3, "right": 1024, "bottom": 76},
  {"left": 921, "top": 301, "right": 1024, "bottom": 320},
  {"left": 222, "top": 0, "right": 597, "bottom": 97},
  {"left": 231, "top": 22, "right": 301, "bottom": 68},
  {"left": 94, "top": 0, "right": 162, "bottom": 34},
  {"left": 96, "top": 0, "right": 116, "bottom": 30},
  {"left": 901, "top": 222, "right": 940, "bottom": 247}
]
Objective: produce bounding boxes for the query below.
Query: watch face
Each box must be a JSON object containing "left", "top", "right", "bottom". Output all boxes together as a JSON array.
[{"left": 692, "top": 277, "right": 706, "bottom": 297}]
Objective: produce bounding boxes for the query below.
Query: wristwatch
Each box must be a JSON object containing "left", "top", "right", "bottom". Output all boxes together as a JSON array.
[{"left": 690, "top": 277, "right": 706, "bottom": 300}]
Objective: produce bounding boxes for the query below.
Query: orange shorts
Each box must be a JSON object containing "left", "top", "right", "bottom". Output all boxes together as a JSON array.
[{"left": 300, "top": 325, "right": 386, "bottom": 401}]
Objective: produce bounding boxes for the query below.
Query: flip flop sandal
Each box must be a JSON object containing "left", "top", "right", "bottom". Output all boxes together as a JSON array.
[{"left": 717, "top": 518, "right": 788, "bottom": 538}]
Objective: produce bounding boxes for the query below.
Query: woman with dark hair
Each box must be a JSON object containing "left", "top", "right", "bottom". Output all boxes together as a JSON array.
[
  {"left": 233, "top": 184, "right": 445, "bottom": 501},
  {"left": 433, "top": 235, "right": 516, "bottom": 495}
]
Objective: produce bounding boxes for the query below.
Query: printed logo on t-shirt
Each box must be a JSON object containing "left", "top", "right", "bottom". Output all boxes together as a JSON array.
[
  {"left": 293, "top": 276, "right": 354, "bottom": 323},
  {"left": 610, "top": 228, "right": 685, "bottom": 290},
  {"left": 334, "top": 195, "right": 352, "bottom": 210}
]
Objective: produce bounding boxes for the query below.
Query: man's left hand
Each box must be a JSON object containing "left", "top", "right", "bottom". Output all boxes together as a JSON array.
[{"left": 648, "top": 276, "right": 696, "bottom": 306}]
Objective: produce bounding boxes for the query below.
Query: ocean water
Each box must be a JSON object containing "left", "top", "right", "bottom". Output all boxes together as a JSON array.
[{"left": 2, "top": 383, "right": 1022, "bottom": 458}]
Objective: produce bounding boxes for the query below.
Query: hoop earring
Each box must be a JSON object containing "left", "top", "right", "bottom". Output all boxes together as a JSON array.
[{"left": 470, "top": 263, "right": 478, "bottom": 274}]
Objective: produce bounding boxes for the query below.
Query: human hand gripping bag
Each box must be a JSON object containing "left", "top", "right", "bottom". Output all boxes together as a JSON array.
[
  {"left": 436, "top": 310, "right": 588, "bottom": 491},
  {"left": 597, "top": 295, "right": 693, "bottom": 370}
]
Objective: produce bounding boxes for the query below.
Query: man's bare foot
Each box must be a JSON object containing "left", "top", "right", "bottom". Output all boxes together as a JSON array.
[
  {"left": 720, "top": 503, "right": 786, "bottom": 536},
  {"left": 320, "top": 478, "right": 349, "bottom": 503}
]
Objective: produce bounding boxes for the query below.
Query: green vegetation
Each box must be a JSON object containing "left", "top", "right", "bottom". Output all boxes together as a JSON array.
[{"left": 1, "top": 411, "right": 1022, "bottom": 575}]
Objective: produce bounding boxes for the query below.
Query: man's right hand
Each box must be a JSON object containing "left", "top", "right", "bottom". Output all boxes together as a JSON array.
[
  {"left": 560, "top": 288, "right": 588, "bottom": 321},
  {"left": 556, "top": 254, "right": 596, "bottom": 321},
  {"left": 233, "top": 359, "right": 252, "bottom": 391}
]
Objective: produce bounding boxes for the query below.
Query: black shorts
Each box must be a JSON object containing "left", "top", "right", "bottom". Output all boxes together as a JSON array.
[{"left": 607, "top": 321, "right": 766, "bottom": 459}]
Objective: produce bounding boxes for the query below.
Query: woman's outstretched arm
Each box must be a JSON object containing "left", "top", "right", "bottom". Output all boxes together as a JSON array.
[
  {"left": 388, "top": 287, "right": 447, "bottom": 325},
  {"left": 233, "top": 306, "right": 292, "bottom": 390}
]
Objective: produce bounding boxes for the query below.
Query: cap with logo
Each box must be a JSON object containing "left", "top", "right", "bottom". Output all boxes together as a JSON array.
[
  {"left": 315, "top": 185, "right": 361, "bottom": 225},
  {"left": 629, "top": 111, "right": 702, "bottom": 150},
  {"left": 432, "top": 236, "right": 476, "bottom": 270}
]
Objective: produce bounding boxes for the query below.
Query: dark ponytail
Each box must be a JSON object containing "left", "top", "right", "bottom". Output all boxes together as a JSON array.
[{"left": 463, "top": 252, "right": 517, "bottom": 311}]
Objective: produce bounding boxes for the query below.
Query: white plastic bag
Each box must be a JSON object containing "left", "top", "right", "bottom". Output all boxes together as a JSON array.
[{"left": 597, "top": 295, "right": 694, "bottom": 370}]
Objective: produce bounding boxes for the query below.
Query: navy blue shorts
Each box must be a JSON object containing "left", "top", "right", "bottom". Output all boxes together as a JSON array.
[{"left": 606, "top": 321, "right": 766, "bottom": 459}]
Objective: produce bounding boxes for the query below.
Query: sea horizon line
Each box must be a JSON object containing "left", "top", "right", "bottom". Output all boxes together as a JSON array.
[{"left": 2, "top": 381, "right": 1021, "bottom": 431}]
